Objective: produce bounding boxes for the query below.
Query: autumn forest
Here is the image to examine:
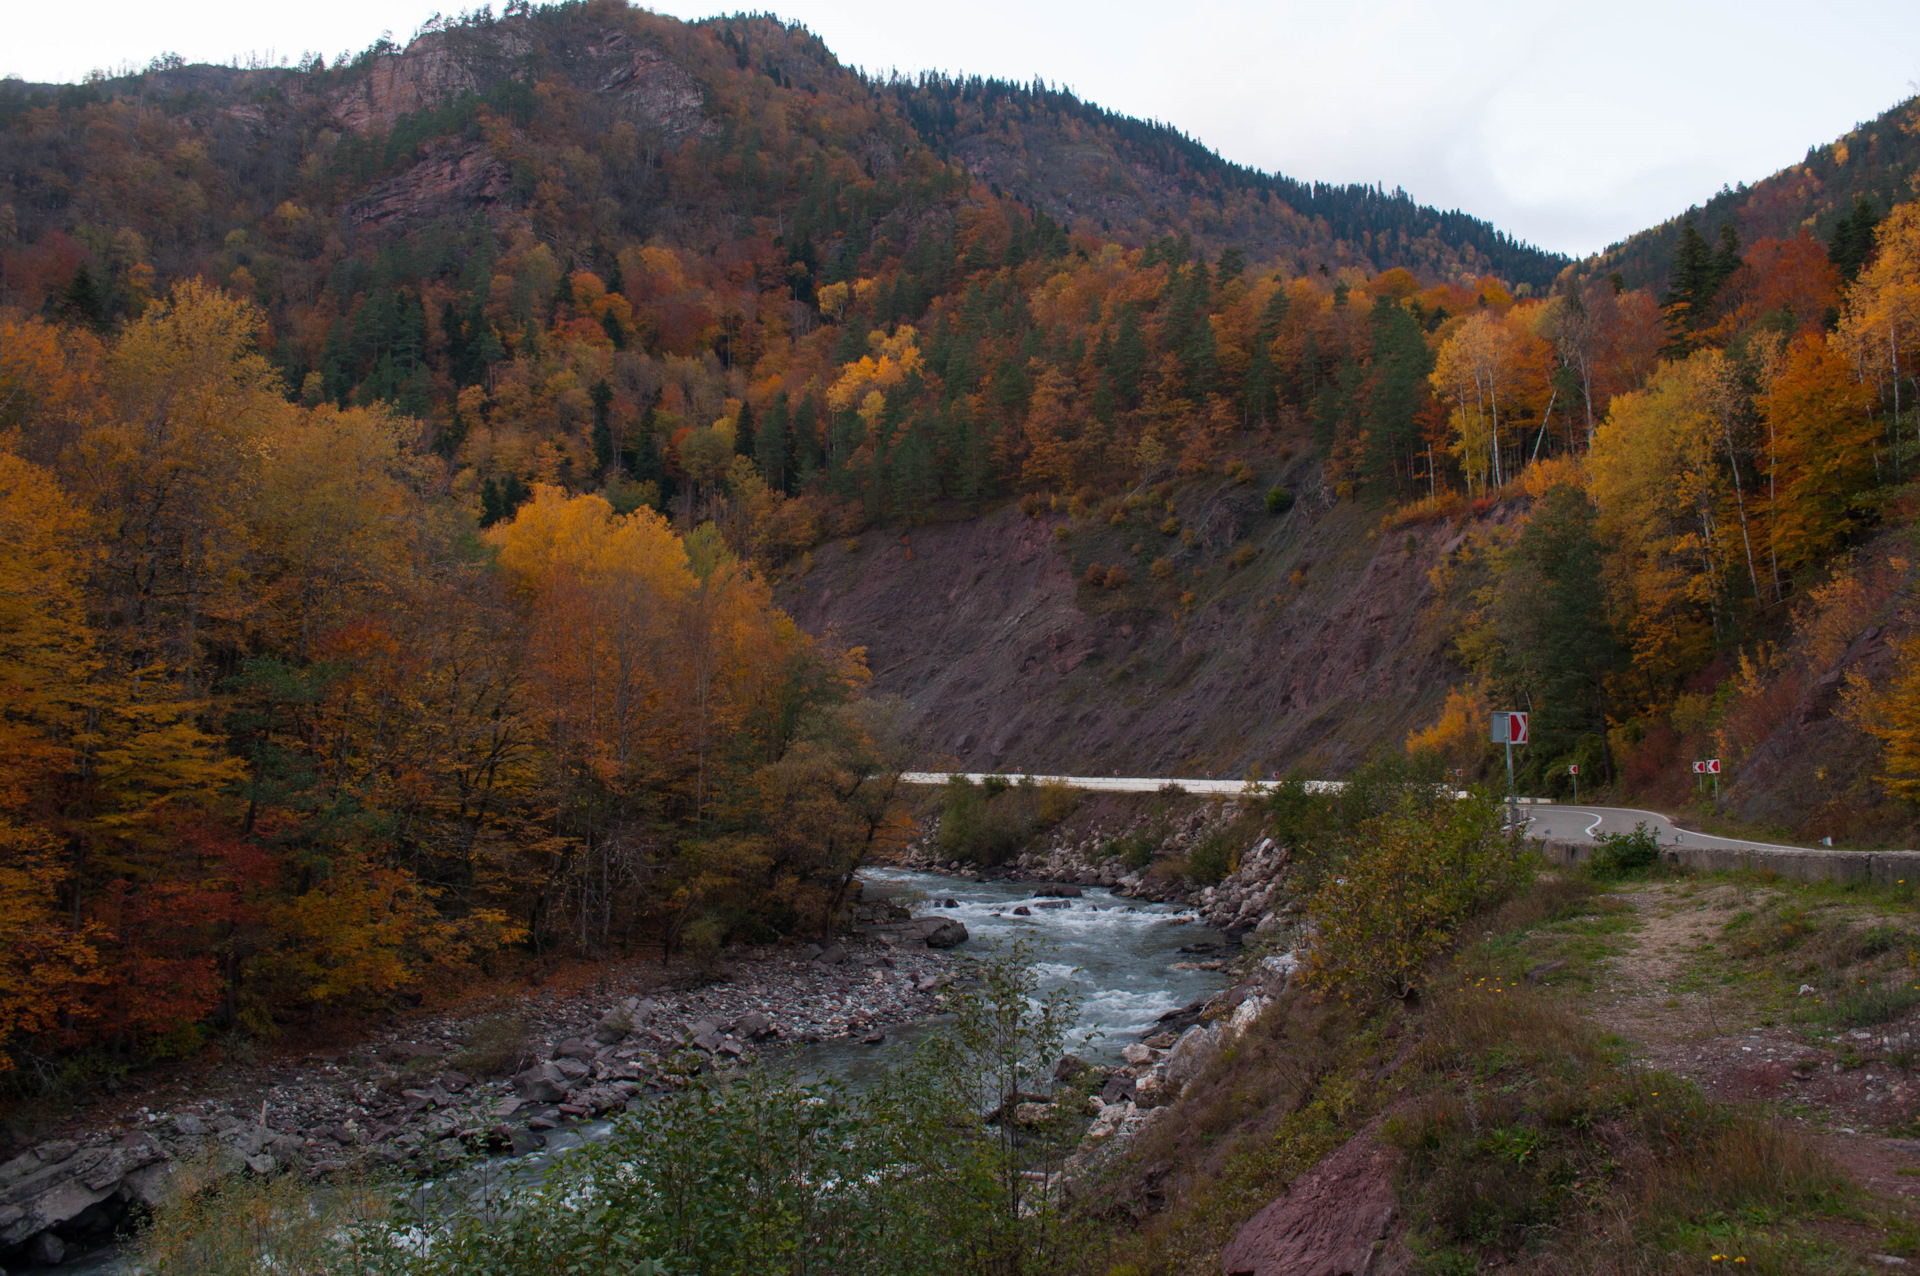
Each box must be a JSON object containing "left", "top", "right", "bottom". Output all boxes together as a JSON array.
[{"left": 2, "top": 0, "right": 1919, "bottom": 1083}]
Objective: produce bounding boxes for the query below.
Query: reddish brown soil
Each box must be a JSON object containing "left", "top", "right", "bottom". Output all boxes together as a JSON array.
[{"left": 779, "top": 474, "right": 1470, "bottom": 776}]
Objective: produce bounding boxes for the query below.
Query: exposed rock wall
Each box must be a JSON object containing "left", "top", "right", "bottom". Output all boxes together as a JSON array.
[{"left": 780, "top": 482, "right": 1466, "bottom": 778}]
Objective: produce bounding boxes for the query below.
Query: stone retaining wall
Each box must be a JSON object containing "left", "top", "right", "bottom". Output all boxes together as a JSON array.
[{"left": 1537, "top": 839, "right": 1920, "bottom": 887}]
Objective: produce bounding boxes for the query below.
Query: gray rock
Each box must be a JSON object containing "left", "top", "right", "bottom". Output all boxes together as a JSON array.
[
  {"left": 27, "top": 1230, "right": 66, "bottom": 1265},
  {"left": 552, "top": 1056, "right": 591, "bottom": 1081},
  {"left": 553, "top": 1038, "right": 596, "bottom": 1060},
  {"left": 171, "top": 1113, "right": 207, "bottom": 1138},
  {"left": 729, "top": 1011, "right": 775, "bottom": 1040},
  {"left": 815, "top": 944, "right": 849, "bottom": 965},
  {"left": 513, "top": 1062, "right": 571, "bottom": 1103},
  {"left": 591, "top": 1008, "right": 632, "bottom": 1045},
  {"left": 1161, "top": 1024, "right": 1221, "bottom": 1093}
]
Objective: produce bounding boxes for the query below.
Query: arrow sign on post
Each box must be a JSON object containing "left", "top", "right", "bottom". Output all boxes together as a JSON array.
[{"left": 1491, "top": 712, "right": 1528, "bottom": 827}]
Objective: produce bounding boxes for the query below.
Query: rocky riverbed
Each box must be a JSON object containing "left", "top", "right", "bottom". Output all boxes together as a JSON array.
[{"left": 0, "top": 905, "right": 968, "bottom": 1271}]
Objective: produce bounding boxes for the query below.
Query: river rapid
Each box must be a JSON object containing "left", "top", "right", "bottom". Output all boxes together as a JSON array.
[
  {"left": 58, "top": 867, "right": 1224, "bottom": 1274},
  {"left": 794, "top": 867, "right": 1230, "bottom": 1084}
]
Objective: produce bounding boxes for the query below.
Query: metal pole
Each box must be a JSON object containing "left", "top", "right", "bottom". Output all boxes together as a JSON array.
[
  {"left": 1506, "top": 739, "right": 1516, "bottom": 831},
  {"left": 1572, "top": 771, "right": 1578, "bottom": 804},
  {"left": 1713, "top": 772, "right": 1719, "bottom": 802}
]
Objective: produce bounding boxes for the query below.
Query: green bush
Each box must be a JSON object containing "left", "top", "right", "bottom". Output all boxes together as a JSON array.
[
  {"left": 1587, "top": 822, "right": 1660, "bottom": 878},
  {"left": 1304, "top": 788, "right": 1529, "bottom": 997},
  {"left": 936, "top": 775, "right": 1078, "bottom": 866},
  {"left": 256, "top": 948, "right": 1092, "bottom": 1276},
  {"left": 1264, "top": 486, "right": 1295, "bottom": 515}
]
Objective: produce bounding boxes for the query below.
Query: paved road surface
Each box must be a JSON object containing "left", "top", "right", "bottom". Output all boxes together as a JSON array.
[
  {"left": 1516, "top": 804, "right": 1815, "bottom": 852},
  {"left": 897, "top": 772, "right": 1336, "bottom": 796},
  {"left": 898, "top": 773, "right": 1819, "bottom": 853}
]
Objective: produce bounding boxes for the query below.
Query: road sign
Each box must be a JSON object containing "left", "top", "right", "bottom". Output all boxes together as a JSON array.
[
  {"left": 1705, "top": 758, "right": 1721, "bottom": 774},
  {"left": 1692, "top": 761, "right": 1707, "bottom": 773},
  {"left": 1491, "top": 711, "right": 1529, "bottom": 745},
  {"left": 1568, "top": 764, "right": 1579, "bottom": 775}
]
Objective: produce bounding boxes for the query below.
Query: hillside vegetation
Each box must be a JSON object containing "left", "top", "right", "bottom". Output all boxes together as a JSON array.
[{"left": 1, "top": 0, "right": 1920, "bottom": 1110}]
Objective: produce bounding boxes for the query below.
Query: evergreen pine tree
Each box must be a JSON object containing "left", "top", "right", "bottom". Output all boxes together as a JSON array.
[
  {"left": 734, "top": 398, "right": 756, "bottom": 458},
  {"left": 1829, "top": 196, "right": 1880, "bottom": 284},
  {"left": 757, "top": 392, "right": 790, "bottom": 490},
  {"left": 55, "top": 264, "right": 106, "bottom": 330},
  {"left": 1661, "top": 220, "right": 1716, "bottom": 357},
  {"left": 590, "top": 379, "right": 615, "bottom": 476},
  {"left": 1110, "top": 306, "right": 1146, "bottom": 409}
]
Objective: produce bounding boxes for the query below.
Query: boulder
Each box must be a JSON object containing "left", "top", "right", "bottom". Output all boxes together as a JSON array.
[
  {"left": 1219, "top": 1130, "right": 1400, "bottom": 1275},
  {"left": 0, "top": 1133, "right": 166, "bottom": 1249},
  {"left": 815, "top": 943, "right": 850, "bottom": 966},
  {"left": 729, "top": 1011, "right": 775, "bottom": 1040},
  {"left": 1011, "top": 906, "right": 1032, "bottom": 917},
  {"left": 553, "top": 1038, "right": 596, "bottom": 1061},
  {"left": 591, "top": 1008, "right": 633, "bottom": 1045},
  {"left": 1161, "top": 1024, "right": 1221, "bottom": 1093},
  {"left": 1034, "top": 883, "right": 1083, "bottom": 898},
  {"left": 915, "top": 918, "right": 968, "bottom": 949},
  {"left": 512, "top": 1062, "right": 571, "bottom": 1103},
  {"left": 1121, "top": 1043, "right": 1157, "bottom": 1065}
]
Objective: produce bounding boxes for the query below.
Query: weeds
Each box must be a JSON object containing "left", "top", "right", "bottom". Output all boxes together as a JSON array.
[{"left": 448, "top": 1014, "right": 532, "bottom": 1078}]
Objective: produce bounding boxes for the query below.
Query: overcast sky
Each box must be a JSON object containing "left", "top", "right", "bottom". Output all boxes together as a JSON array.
[{"left": 9, "top": 0, "right": 1918, "bottom": 257}]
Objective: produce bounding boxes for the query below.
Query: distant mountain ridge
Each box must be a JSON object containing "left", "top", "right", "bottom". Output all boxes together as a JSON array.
[
  {"left": 1589, "top": 93, "right": 1920, "bottom": 289},
  {"left": 0, "top": 7, "right": 1567, "bottom": 287}
]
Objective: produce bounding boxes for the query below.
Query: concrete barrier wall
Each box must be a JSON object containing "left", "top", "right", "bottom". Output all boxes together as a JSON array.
[{"left": 1538, "top": 839, "right": 1920, "bottom": 888}]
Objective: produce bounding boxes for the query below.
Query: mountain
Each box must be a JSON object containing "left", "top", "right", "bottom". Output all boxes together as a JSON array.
[
  {"left": 0, "top": 8, "right": 1563, "bottom": 294},
  {"left": 1589, "top": 92, "right": 1920, "bottom": 291}
]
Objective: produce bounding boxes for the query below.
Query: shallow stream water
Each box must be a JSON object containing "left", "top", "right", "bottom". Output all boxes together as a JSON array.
[{"left": 59, "top": 868, "right": 1224, "bottom": 1273}]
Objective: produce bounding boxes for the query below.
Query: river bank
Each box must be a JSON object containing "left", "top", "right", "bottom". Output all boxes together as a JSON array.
[
  {"left": 3, "top": 856, "right": 1264, "bottom": 1272},
  {"left": 1, "top": 913, "right": 967, "bottom": 1271}
]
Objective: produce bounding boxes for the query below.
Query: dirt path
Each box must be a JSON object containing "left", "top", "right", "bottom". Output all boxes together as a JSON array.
[{"left": 1582, "top": 880, "right": 1920, "bottom": 1210}]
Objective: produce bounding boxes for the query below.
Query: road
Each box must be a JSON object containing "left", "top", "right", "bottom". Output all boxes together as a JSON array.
[
  {"left": 1514, "top": 804, "right": 1816, "bottom": 852},
  {"left": 897, "top": 773, "right": 1820, "bottom": 853},
  {"left": 897, "top": 772, "right": 1338, "bottom": 796}
]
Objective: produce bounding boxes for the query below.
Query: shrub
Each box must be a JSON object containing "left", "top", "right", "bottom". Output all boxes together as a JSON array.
[
  {"left": 1587, "top": 822, "right": 1660, "bottom": 878},
  {"left": 1265, "top": 487, "right": 1295, "bottom": 515},
  {"left": 1103, "top": 563, "right": 1129, "bottom": 589},
  {"left": 1160, "top": 517, "right": 1180, "bottom": 536},
  {"left": 1230, "top": 544, "right": 1256, "bottom": 570},
  {"left": 1051, "top": 524, "right": 1070, "bottom": 543},
  {"left": 448, "top": 1014, "right": 532, "bottom": 1078},
  {"left": 318, "top": 950, "right": 1087, "bottom": 1276},
  {"left": 1150, "top": 557, "right": 1174, "bottom": 580},
  {"left": 935, "top": 776, "right": 1076, "bottom": 866},
  {"left": 1305, "top": 788, "right": 1528, "bottom": 997}
]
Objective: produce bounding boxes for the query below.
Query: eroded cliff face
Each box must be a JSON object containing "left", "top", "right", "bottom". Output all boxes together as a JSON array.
[
  {"left": 780, "top": 475, "right": 1466, "bottom": 777},
  {"left": 323, "top": 20, "right": 715, "bottom": 235}
]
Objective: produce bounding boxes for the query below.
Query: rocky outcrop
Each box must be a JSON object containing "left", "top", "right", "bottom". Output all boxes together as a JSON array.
[
  {"left": 345, "top": 140, "right": 513, "bottom": 233},
  {"left": 330, "top": 30, "right": 498, "bottom": 134},
  {"left": 588, "top": 29, "right": 713, "bottom": 140},
  {"left": 1218, "top": 1129, "right": 1401, "bottom": 1276}
]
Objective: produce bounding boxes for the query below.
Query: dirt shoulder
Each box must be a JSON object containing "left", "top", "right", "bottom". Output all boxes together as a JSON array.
[{"left": 1563, "top": 876, "right": 1920, "bottom": 1215}]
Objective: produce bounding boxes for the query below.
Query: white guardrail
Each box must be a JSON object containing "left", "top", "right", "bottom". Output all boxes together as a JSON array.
[{"left": 897, "top": 772, "right": 1346, "bottom": 795}]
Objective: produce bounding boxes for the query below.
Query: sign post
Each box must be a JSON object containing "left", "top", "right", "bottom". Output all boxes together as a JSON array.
[
  {"left": 1568, "top": 762, "right": 1579, "bottom": 805},
  {"left": 1706, "top": 757, "right": 1721, "bottom": 802},
  {"left": 1491, "top": 711, "right": 1529, "bottom": 830}
]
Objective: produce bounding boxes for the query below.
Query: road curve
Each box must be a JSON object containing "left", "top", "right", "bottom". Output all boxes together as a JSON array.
[
  {"left": 1517, "top": 804, "right": 1817, "bottom": 852},
  {"left": 898, "top": 774, "right": 1823, "bottom": 854}
]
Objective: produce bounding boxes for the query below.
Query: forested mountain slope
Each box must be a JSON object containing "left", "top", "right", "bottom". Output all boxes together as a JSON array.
[
  {"left": 1590, "top": 92, "right": 1920, "bottom": 293},
  {"left": 2, "top": 0, "right": 1920, "bottom": 1091}
]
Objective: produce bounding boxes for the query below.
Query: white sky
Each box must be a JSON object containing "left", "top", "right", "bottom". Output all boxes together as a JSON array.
[{"left": 8, "top": 0, "right": 1919, "bottom": 258}]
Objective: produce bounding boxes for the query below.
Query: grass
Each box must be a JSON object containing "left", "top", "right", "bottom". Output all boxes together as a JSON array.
[
  {"left": 448, "top": 1013, "right": 533, "bottom": 1078},
  {"left": 1091, "top": 870, "right": 1897, "bottom": 1275},
  {"left": 135, "top": 1157, "right": 392, "bottom": 1275}
]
